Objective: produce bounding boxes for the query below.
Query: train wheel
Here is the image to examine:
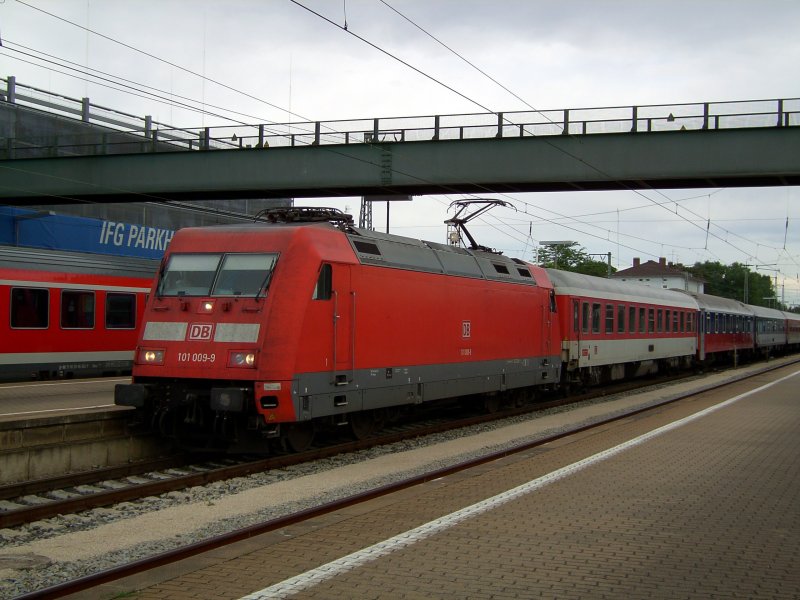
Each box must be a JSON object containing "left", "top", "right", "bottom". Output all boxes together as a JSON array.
[
  {"left": 284, "top": 423, "right": 315, "bottom": 453},
  {"left": 483, "top": 394, "right": 501, "bottom": 414},
  {"left": 349, "top": 411, "right": 378, "bottom": 440}
]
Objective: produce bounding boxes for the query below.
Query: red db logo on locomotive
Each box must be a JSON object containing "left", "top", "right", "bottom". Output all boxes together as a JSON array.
[{"left": 188, "top": 323, "right": 214, "bottom": 341}]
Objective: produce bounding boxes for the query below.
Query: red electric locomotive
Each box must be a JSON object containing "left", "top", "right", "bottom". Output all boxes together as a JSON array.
[
  {"left": 0, "top": 246, "right": 155, "bottom": 381},
  {"left": 115, "top": 209, "right": 562, "bottom": 452}
]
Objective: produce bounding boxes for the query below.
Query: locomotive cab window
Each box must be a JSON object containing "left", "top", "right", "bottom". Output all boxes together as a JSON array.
[
  {"left": 61, "top": 290, "right": 95, "bottom": 329},
  {"left": 158, "top": 253, "right": 278, "bottom": 297},
  {"left": 11, "top": 287, "right": 49, "bottom": 329},
  {"left": 158, "top": 254, "right": 222, "bottom": 296},
  {"left": 212, "top": 253, "right": 278, "bottom": 297}
]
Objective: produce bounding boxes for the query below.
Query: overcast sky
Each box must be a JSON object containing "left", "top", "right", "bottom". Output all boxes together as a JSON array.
[{"left": 1, "top": 0, "right": 799, "bottom": 304}]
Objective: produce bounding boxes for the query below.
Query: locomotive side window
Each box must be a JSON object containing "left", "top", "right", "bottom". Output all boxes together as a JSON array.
[
  {"left": 61, "top": 290, "right": 95, "bottom": 329},
  {"left": 213, "top": 253, "right": 278, "bottom": 297},
  {"left": 11, "top": 287, "right": 49, "bottom": 328},
  {"left": 106, "top": 293, "right": 136, "bottom": 329},
  {"left": 313, "top": 264, "right": 332, "bottom": 300}
]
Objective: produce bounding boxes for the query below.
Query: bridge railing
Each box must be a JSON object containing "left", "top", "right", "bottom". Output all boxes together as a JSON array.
[
  {"left": 177, "top": 98, "right": 798, "bottom": 152},
  {"left": 1, "top": 74, "right": 797, "bottom": 159}
]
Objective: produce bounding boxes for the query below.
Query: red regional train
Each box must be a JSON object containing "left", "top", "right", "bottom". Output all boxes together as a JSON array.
[
  {"left": 0, "top": 246, "right": 156, "bottom": 381},
  {"left": 114, "top": 209, "right": 800, "bottom": 452}
]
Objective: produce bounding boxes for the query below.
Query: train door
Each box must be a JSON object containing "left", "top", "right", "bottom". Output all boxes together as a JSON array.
[
  {"left": 698, "top": 308, "right": 707, "bottom": 361},
  {"left": 332, "top": 264, "right": 354, "bottom": 384}
]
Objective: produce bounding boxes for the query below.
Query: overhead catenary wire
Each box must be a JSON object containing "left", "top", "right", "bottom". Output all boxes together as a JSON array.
[{"left": 5, "top": 1, "right": 797, "bottom": 288}]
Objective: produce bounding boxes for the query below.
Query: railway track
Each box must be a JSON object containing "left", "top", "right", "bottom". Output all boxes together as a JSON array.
[
  {"left": 1, "top": 358, "right": 792, "bottom": 531},
  {"left": 9, "top": 356, "right": 800, "bottom": 600},
  {"left": 0, "top": 373, "right": 684, "bottom": 530}
]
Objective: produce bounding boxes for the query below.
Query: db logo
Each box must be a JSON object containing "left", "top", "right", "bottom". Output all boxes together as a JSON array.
[{"left": 188, "top": 323, "right": 214, "bottom": 341}]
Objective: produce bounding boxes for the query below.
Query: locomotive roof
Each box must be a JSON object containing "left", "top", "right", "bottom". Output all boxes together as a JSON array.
[
  {"left": 169, "top": 222, "right": 545, "bottom": 286},
  {"left": 346, "top": 227, "right": 543, "bottom": 285},
  {"left": 545, "top": 268, "right": 698, "bottom": 309}
]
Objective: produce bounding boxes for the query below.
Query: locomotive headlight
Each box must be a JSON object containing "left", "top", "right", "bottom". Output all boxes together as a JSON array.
[
  {"left": 139, "top": 349, "right": 165, "bottom": 365},
  {"left": 228, "top": 351, "right": 256, "bottom": 368}
]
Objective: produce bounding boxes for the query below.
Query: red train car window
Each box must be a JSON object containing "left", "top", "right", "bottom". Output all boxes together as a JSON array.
[
  {"left": 61, "top": 290, "right": 95, "bottom": 329},
  {"left": 639, "top": 307, "right": 646, "bottom": 333},
  {"left": 657, "top": 309, "right": 663, "bottom": 333},
  {"left": 648, "top": 309, "right": 655, "bottom": 333},
  {"left": 592, "top": 303, "right": 601, "bottom": 334},
  {"left": 680, "top": 311, "right": 685, "bottom": 333},
  {"left": 10, "top": 287, "right": 49, "bottom": 329},
  {"left": 617, "top": 305, "right": 625, "bottom": 333},
  {"left": 628, "top": 306, "right": 636, "bottom": 333},
  {"left": 605, "top": 304, "right": 614, "bottom": 333},
  {"left": 106, "top": 293, "right": 136, "bottom": 329}
]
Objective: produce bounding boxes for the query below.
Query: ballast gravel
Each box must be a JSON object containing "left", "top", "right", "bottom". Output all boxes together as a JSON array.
[{"left": 0, "top": 361, "right": 786, "bottom": 599}]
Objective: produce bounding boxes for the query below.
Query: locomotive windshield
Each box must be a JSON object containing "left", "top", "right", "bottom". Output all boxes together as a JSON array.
[{"left": 157, "top": 253, "right": 278, "bottom": 297}]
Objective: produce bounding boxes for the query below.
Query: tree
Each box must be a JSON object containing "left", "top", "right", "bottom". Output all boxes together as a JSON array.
[
  {"left": 538, "top": 243, "right": 616, "bottom": 277},
  {"left": 688, "top": 261, "right": 776, "bottom": 307}
]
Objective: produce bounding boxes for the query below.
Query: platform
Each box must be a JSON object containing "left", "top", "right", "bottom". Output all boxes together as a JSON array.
[{"left": 79, "top": 362, "right": 800, "bottom": 599}]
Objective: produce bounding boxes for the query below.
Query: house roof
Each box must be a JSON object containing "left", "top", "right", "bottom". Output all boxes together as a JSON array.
[{"left": 612, "top": 258, "right": 704, "bottom": 282}]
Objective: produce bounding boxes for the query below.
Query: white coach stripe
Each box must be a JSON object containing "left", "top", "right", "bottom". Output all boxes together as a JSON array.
[{"left": 240, "top": 369, "right": 800, "bottom": 600}]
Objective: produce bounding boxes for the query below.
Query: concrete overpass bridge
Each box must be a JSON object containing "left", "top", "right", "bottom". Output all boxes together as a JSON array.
[{"left": 0, "top": 88, "right": 798, "bottom": 205}]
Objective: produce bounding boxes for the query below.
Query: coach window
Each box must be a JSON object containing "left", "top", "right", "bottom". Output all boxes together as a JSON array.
[
  {"left": 605, "top": 304, "right": 614, "bottom": 333},
  {"left": 617, "top": 305, "right": 625, "bottom": 333},
  {"left": 106, "top": 293, "right": 136, "bottom": 329},
  {"left": 582, "top": 302, "right": 590, "bottom": 334},
  {"left": 312, "top": 264, "right": 332, "bottom": 300},
  {"left": 648, "top": 308, "right": 655, "bottom": 333},
  {"left": 628, "top": 306, "right": 636, "bottom": 334},
  {"left": 673, "top": 311, "right": 679, "bottom": 333},
  {"left": 639, "top": 307, "right": 646, "bottom": 333},
  {"left": 61, "top": 290, "right": 95, "bottom": 329},
  {"left": 11, "top": 287, "right": 49, "bottom": 328},
  {"left": 592, "top": 303, "right": 601, "bottom": 334},
  {"left": 665, "top": 310, "right": 671, "bottom": 333},
  {"left": 680, "top": 311, "right": 685, "bottom": 333}
]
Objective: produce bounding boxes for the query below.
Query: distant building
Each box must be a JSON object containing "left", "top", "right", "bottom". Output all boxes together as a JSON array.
[{"left": 611, "top": 257, "right": 704, "bottom": 293}]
